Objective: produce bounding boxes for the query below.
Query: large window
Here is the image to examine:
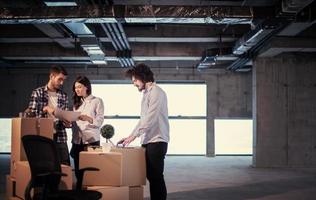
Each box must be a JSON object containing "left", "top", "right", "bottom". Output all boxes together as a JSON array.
[
  {"left": 0, "top": 82, "right": 207, "bottom": 155},
  {"left": 214, "top": 119, "right": 253, "bottom": 155},
  {"left": 0, "top": 118, "right": 11, "bottom": 152},
  {"left": 92, "top": 82, "right": 207, "bottom": 155}
]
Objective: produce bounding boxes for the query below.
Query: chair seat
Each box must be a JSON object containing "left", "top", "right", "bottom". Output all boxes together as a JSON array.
[{"left": 48, "top": 190, "right": 102, "bottom": 200}]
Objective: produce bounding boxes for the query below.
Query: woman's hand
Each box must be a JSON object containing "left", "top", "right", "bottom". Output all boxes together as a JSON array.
[{"left": 79, "top": 114, "right": 93, "bottom": 124}]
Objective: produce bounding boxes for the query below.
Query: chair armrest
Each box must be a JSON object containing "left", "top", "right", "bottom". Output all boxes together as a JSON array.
[
  {"left": 37, "top": 171, "right": 68, "bottom": 178},
  {"left": 79, "top": 167, "right": 99, "bottom": 173},
  {"left": 76, "top": 167, "right": 100, "bottom": 190}
]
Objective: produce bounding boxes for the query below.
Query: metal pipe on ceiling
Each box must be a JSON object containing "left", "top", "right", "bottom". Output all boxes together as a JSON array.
[
  {"left": 110, "top": 23, "right": 127, "bottom": 50},
  {"left": 120, "top": 57, "right": 129, "bottom": 66},
  {"left": 101, "top": 23, "right": 134, "bottom": 67},
  {"left": 129, "top": 58, "right": 135, "bottom": 66},
  {"left": 117, "top": 22, "right": 131, "bottom": 50},
  {"left": 105, "top": 23, "right": 123, "bottom": 50},
  {"left": 100, "top": 23, "right": 119, "bottom": 51}
]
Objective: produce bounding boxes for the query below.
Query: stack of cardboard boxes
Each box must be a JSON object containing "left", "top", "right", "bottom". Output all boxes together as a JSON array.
[
  {"left": 6, "top": 117, "right": 147, "bottom": 200},
  {"left": 5, "top": 118, "right": 72, "bottom": 200},
  {"left": 80, "top": 147, "right": 146, "bottom": 200}
]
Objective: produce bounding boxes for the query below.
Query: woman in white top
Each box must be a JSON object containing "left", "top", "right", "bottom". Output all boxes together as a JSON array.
[{"left": 70, "top": 76, "right": 104, "bottom": 182}]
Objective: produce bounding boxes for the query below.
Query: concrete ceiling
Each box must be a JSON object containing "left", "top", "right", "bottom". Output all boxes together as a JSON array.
[{"left": 0, "top": 0, "right": 315, "bottom": 71}]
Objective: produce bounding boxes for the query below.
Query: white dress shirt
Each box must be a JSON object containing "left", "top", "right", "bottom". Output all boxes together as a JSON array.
[
  {"left": 72, "top": 95, "right": 104, "bottom": 144},
  {"left": 132, "top": 83, "right": 170, "bottom": 144}
]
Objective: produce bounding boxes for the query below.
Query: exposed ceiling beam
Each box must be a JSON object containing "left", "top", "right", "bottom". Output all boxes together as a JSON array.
[
  {"left": 34, "top": 24, "right": 75, "bottom": 48},
  {"left": 0, "top": 42, "right": 221, "bottom": 57},
  {"left": 278, "top": 21, "right": 316, "bottom": 36},
  {"left": 124, "top": 37, "right": 237, "bottom": 43},
  {"left": 0, "top": 5, "right": 254, "bottom": 24},
  {"left": 0, "top": 0, "right": 278, "bottom": 8},
  {"left": 113, "top": 0, "right": 278, "bottom": 6},
  {"left": 2, "top": 56, "right": 201, "bottom": 62},
  {"left": 258, "top": 36, "right": 316, "bottom": 57},
  {"left": 0, "top": 38, "right": 58, "bottom": 43},
  {"left": 0, "top": 37, "right": 237, "bottom": 43},
  {"left": 64, "top": 23, "right": 107, "bottom": 64},
  {"left": 282, "top": 0, "right": 314, "bottom": 13},
  {"left": 34, "top": 24, "right": 64, "bottom": 38}
]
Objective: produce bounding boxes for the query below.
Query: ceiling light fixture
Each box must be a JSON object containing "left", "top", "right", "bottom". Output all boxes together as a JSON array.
[{"left": 44, "top": 0, "right": 77, "bottom": 7}]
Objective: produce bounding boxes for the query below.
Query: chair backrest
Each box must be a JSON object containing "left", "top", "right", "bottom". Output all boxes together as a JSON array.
[{"left": 22, "top": 135, "right": 62, "bottom": 192}]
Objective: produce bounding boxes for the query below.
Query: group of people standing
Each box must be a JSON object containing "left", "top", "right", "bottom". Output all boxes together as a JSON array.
[{"left": 27, "top": 63, "right": 169, "bottom": 200}]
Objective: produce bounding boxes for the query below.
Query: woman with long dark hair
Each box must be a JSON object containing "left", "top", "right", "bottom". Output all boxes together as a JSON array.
[{"left": 70, "top": 76, "right": 104, "bottom": 183}]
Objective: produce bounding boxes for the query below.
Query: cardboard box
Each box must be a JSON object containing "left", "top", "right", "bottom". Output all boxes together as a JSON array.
[
  {"left": 15, "top": 161, "right": 72, "bottom": 199},
  {"left": 86, "top": 186, "right": 129, "bottom": 200},
  {"left": 80, "top": 147, "right": 146, "bottom": 186},
  {"left": 80, "top": 152, "right": 122, "bottom": 186},
  {"left": 6, "top": 175, "right": 16, "bottom": 200},
  {"left": 87, "top": 146, "right": 102, "bottom": 152},
  {"left": 129, "top": 186, "right": 144, "bottom": 200},
  {"left": 110, "top": 147, "right": 146, "bottom": 186},
  {"left": 9, "top": 197, "right": 22, "bottom": 200},
  {"left": 10, "top": 118, "right": 54, "bottom": 178}
]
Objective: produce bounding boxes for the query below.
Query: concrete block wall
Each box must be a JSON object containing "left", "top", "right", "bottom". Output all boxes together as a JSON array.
[{"left": 253, "top": 53, "right": 316, "bottom": 167}]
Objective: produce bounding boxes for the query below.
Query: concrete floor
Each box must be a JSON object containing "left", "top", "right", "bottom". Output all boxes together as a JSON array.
[{"left": 1, "top": 154, "right": 316, "bottom": 200}]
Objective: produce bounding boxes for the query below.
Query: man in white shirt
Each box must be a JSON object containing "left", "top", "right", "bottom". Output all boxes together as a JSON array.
[{"left": 118, "top": 63, "right": 169, "bottom": 200}]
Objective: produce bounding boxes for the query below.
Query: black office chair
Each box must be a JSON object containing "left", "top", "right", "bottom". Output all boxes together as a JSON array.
[{"left": 22, "top": 135, "right": 102, "bottom": 200}]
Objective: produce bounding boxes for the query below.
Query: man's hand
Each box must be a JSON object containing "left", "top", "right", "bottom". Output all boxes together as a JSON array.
[
  {"left": 117, "top": 135, "right": 136, "bottom": 147},
  {"left": 63, "top": 120, "right": 72, "bottom": 128},
  {"left": 43, "top": 106, "right": 55, "bottom": 115},
  {"left": 117, "top": 137, "right": 127, "bottom": 145},
  {"left": 78, "top": 114, "right": 93, "bottom": 124}
]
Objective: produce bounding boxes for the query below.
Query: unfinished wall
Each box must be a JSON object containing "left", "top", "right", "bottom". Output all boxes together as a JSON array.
[
  {"left": 0, "top": 66, "right": 252, "bottom": 156},
  {"left": 253, "top": 53, "right": 316, "bottom": 167}
]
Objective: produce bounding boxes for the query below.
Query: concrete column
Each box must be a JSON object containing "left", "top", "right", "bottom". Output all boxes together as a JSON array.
[
  {"left": 253, "top": 54, "right": 316, "bottom": 167},
  {"left": 206, "top": 73, "right": 252, "bottom": 156}
]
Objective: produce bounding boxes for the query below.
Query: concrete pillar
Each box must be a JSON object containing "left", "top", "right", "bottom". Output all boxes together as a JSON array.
[
  {"left": 253, "top": 54, "right": 316, "bottom": 167},
  {"left": 206, "top": 73, "right": 252, "bottom": 156}
]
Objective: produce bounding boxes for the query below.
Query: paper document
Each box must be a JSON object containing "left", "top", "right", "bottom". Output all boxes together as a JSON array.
[{"left": 55, "top": 109, "right": 81, "bottom": 122}]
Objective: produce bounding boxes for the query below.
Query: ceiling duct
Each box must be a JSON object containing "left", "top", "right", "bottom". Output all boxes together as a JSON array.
[
  {"left": 233, "top": 21, "right": 278, "bottom": 55},
  {"left": 259, "top": 37, "right": 316, "bottom": 57},
  {"left": 282, "top": 0, "right": 314, "bottom": 13},
  {"left": 197, "top": 48, "right": 237, "bottom": 70},
  {"left": 64, "top": 23, "right": 107, "bottom": 65},
  {"left": 229, "top": 20, "right": 286, "bottom": 71},
  {"left": 79, "top": 36, "right": 107, "bottom": 64},
  {"left": 63, "top": 23, "right": 93, "bottom": 35},
  {"left": 227, "top": 57, "right": 252, "bottom": 71}
]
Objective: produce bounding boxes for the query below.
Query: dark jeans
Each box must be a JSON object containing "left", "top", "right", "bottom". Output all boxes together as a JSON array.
[
  {"left": 142, "top": 142, "right": 168, "bottom": 200},
  {"left": 70, "top": 141, "right": 100, "bottom": 182},
  {"left": 55, "top": 142, "right": 70, "bottom": 166}
]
